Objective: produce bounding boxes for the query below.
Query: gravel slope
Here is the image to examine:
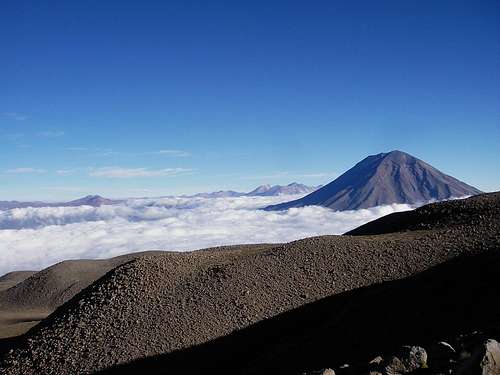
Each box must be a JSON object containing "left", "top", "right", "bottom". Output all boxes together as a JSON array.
[
  {"left": 0, "top": 252, "right": 168, "bottom": 341},
  {"left": 104, "top": 249, "right": 500, "bottom": 375},
  {"left": 0, "top": 193, "right": 498, "bottom": 374},
  {"left": 0, "top": 251, "right": 165, "bottom": 312},
  {"left": 0, "top": 272, "right": 36, "bottom": 293},
  {"left": 346, "top": 192, "right": 499, "bottom": 235}
]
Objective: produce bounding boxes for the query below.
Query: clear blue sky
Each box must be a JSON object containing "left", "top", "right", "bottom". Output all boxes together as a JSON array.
[{"left": 1, "top": 0, "right": 499, "bottom": 200}]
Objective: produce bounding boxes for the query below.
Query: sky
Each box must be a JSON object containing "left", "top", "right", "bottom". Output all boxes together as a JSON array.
[{"left": 1, "top": 0, "right": 499, "bottom": 201}]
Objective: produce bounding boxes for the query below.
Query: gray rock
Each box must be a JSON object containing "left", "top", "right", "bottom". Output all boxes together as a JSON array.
[
  {"left": 457, "top": 339, "right": 500, "bottom": 375},
  {"left": 481, "top": 339, "right": 500, "bottom": 375},
  {"left": 427, "top": 341, "right": 457, "bottom": 373},
  {"left": 438, "top": 341, "right": 456, "bottom": 353},
  {"left": 304, "top": 368, "right": 336, "bottom": 375},
  {"left": 369, "top": 356, "right": 384, "bottom": 365},
  {"left": 384, "top": 346, "right": 428, "bottom": 375}
]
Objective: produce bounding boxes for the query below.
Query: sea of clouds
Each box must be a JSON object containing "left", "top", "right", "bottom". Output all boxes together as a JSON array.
[{"left": 0, "top": 195, "right": 416, "bottom": 275}]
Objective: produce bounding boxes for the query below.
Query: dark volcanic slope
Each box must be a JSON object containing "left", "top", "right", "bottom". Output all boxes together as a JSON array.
[
  {"left": 0, "top": 252, "right": 168, "bottom": 341},
  {"left": 0, "top": 273, "right": 36, "bottom": 293},
  {"left": 0, "top": 251, "right": 163, "bottom": 312},
  {"left": 1, "top": 193, "right": 498, "bottom": 374},
  {"left": 346, "top": 192, "right": 499, "bottom": 235},
  {"left": 105, "top": 249, "right": 500, "bottom": 375},
  {"left": 265, "top": 150, "right": 482, "bottom": 211},
  {"left": 0, "top": 246, "right": 272, "bottom": 340}
]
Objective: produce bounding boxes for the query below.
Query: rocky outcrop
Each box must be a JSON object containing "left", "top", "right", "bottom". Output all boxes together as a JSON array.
[
  {"left": 305, "top": 335, "right": 500, "bottom": 375},
  {"left": 457, "top": 338, "right": 500, "bottom": 375},
  {"left": 383, "top": 346, "right": 427, "bottom": 374}
]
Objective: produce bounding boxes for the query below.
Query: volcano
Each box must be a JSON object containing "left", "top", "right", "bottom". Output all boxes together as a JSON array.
[{"left": 265, "top": 150, "right": 482, "bottom": 211}]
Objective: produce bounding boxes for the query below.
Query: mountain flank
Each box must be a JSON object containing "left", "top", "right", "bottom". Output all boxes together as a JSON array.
[
  {"left": 0, "top": 273, "right": 36, "bottom": 293},
  {"left": 0, "top": 251, "right": 163, "bottom": 339},
  {"left": 265, "top": 150, "right": 482, "bottom": 211}
]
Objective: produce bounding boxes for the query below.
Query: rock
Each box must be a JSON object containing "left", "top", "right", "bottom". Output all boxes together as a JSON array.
[
  {"left": 304, "top": 368, "right": 335, "bottom": 375},
  {"left": 369, "top": 356, "right": 384, "bottom": 365},
  {"left": 481, "top": 339, "right": 500, "bottom": 375},
  {"left": 457, "top": 339, "right": 500, "bottom": 375},
  {"left": 427, "top": 341, "right": 457, "bottom": 373},
  {"left": 367, "top": 356, "right": 384, "bottom": 375},
  {"left": 438, "top": 341, "right": 456, "bottom": 354},
  {"left": 383, "top": 346, "right": 428, "bottom": 374}
]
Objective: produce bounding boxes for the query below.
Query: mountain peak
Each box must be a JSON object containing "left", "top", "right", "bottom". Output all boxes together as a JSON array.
[
  {"left": 66, "top": 195, "right": 120, "bottom": 207},
  {"left": 266, "top": 151, "right": 482, "bottom": 211},
  {"left": 247, "top": 185, "right": 273, "bottom": 195},
  {"left": 247, "top": 183, "right": 318, "bottom": 197},
  {"left": 83, "top": 195, "right": 103, "bottom": 200},
  {"left": 385, "top": 149, "right": 407, "bottom": 156},
  {"left": 187, "top": 183, "right": 319, "bottom": 198},
  {"left": 382, "top": 149, "right": 414, "bottom": 160}
]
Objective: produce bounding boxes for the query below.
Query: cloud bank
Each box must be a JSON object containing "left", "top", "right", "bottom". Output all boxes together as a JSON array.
[{"left": 0, "top": 195, "right": 415, "bottom": 274}]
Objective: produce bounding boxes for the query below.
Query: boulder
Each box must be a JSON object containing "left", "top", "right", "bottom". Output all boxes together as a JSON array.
[
  {"left": 383, "top": 346, "right": 428, "bottom": 375},
  {"left": 457, "top": 339, "right": 500, "bottom": 375},
  {"left": 304, "top": 368, "right": 336, "bottom": 375},
  {"left": 427, "top": 341, "right": 457, "bottom": 373},
  {"left": 481, "top": 339, "right": 500, "bottom": 375}
]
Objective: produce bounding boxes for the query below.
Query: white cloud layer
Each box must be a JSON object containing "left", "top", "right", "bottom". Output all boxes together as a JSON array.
[{"left": 0, "top": 195, "right": 417, "bottom": 275}]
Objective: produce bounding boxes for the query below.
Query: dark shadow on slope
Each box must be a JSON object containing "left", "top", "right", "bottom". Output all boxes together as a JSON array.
[
  {"left": 100, "top": 249, "right": 500, "bottom": 375},
  {"left": 0, "top": 336, "right": 22, "bottom": 357},
  {"left": 346, "top": 192, "right": 500, "bottom": 235}
]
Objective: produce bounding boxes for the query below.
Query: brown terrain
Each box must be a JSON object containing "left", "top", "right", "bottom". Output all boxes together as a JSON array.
[
  {"left": 0, "top": 192, "right": 498, "bottom": 374},
  {"left": 0, "top": 252, "right": 165, "bottom": 341}
]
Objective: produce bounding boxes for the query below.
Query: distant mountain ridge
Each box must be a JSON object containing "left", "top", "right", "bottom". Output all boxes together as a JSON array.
[
  {"left": 0, "top": 184, "right": 320, "bottom": 211},
  {"left": 186, "top": 191, "right": 244, "bottom": 198},
  {"left": 64, "top": 195, "right": 122, "bottom": 207},
  {"left": 265, "top": 150, "right": 482, "bottom": 211},
  {"left": 247, "top": 182, "right": 320, "bottom": 196},
  {"left": 186, "top": 183, "right": 320, "bottom": 198},
  {"left": 0, "top": 195, "right": 122, "bottom": 211}
]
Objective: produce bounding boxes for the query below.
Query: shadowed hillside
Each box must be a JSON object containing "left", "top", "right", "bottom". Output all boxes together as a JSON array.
[{"left": 100, "top": 250, "right": 500, "bottom": 374}]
